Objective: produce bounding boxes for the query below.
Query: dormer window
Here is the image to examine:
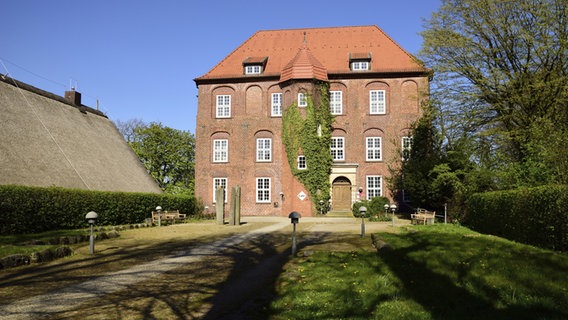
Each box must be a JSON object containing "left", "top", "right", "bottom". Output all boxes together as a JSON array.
[
  {"left": 351, "top": 61, "right": 369, "bottom": 71},
  {"left": 243, "top": 56, "right": 268, "bottom": 75},
  {"left": 349, "top": 52, "right": 371, "bottom": 71},
  {"left": 245, "top": 65, "right": 262, "bottom": 74}
]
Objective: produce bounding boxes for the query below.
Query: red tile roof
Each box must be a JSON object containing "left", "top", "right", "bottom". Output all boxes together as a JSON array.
[
  {"left": 195, "top": 25, "right": 428, "bottom": 82},
  {"left": 279, "top": 42, "right": 328, "bottom": 82}
]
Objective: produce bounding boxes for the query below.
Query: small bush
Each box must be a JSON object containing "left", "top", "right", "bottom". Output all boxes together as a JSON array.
[{"left": 352, "top": 197, "right": 390, "bottom": 219}]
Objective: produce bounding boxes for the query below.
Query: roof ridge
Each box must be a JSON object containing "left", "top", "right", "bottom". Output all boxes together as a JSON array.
[{"left": 255, "top": 25, "right": 377, "bottom": 33}]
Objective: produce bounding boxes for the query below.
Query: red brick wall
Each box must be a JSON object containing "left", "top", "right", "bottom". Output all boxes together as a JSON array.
[{"left": 195, "top": 76, "right": 428, "bottom": 216}]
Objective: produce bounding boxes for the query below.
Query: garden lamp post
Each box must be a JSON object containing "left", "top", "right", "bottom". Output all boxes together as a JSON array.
[
  {"left": 288, "top": 211, "right": 301, "bottom": 256},
  {"left": 156, "top": 206, "right": 162, "bottom": 227},
  {"left": 390, "top": 204, "right": 397, "bottom": 226},
  {"left": 359, "top": 206, "right": 367, "bottom": 238},
  {"left": 85, "top": 211, "right": 98, "bottom": 255},
  {"left": 384, "top": 203, "right": 389, "bottom": 215},
  {"left": 320, "top": 200, "right": 324, "bottom": 215}
]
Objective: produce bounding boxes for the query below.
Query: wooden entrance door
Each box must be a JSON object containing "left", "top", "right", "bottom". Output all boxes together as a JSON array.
[{"left": 332, "top": 177, "right": 352, "bottom": 211}]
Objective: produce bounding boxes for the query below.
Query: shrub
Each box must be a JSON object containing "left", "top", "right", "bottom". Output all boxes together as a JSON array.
[
  {"left": 465, "top": 185, "right": 568, "bottom": 251},
  {"left": 0, "top": 185, "right": 199, "bottom": 234},
  {"left": 352, "top": 196, "right": 391, "bottom": 220}
]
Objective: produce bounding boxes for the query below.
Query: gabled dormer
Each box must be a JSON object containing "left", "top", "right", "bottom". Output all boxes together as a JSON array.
[{"left": 243, "top": 56, "right": 268, "bottom": 75}]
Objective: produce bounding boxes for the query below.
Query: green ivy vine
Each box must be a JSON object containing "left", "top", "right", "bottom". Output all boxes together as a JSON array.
[{"left": 282, "top": 82, "right": 334, "bottom": 213}]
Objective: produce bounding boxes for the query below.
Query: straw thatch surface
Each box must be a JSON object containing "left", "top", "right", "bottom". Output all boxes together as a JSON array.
[{"left": 0, "top": 76, "right": 162, "bottom": 193}]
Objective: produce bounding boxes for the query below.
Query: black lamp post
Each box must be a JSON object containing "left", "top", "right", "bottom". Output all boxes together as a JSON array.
[{"left": 288, "top": 211, "right": 301, "bottom": 256}]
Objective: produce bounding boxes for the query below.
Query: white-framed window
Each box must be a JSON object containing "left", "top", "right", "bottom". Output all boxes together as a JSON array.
[
  {"left": 271, "top": 93, "right": 282, "bottom": 117},
  {"left": 256, "top": 138, "right": 272, "bottom": 162},
  {"left": 213, "top": 177, "right": 227, "bottom": 203},
  {"left": 297, "top": 155, "right": 307, "bottom": 170},
  {"left": 402, "top": 136, "right": 413, "bottom": 161},
  {"left": 213, "top": 139, "right": 228, "bottom": 162},
  {"left": 331, "top": 137, "right": 345, "bottom": 161},
  {"left": 351, "top": 61, "right": 369, "bottom": 71},
  {"left": 298, "top": 92, "right": 307, "bottom": 107},
  {"left": 256, "top": 177, "right": 271, "bottom": 203},
  {"left": 366, "top": 137, "right": 382, "bottom": 161},
  {"left": 216, "top": 95, "right": 231, "bottom": 118},
  {"left": 245, "top": 65, "right": 262, "bottom": 74},
  {"left": 366, "top": 175, "right": 382, "bottom": 199},
  {"left": 330, "top": 91, "right": 342, "bottom": 115},
  {"left": 370, "top": 90, "right": 386, "bottom": 114}
]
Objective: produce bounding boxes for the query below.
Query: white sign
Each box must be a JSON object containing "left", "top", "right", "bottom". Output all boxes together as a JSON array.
[{"left": 297, "top": 191, "right": 307, "bottom": 201}]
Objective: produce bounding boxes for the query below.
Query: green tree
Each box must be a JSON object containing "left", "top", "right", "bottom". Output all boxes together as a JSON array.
[
  {"left": 126, "top": 122, "right": 195, "bottom": 195},
  {"left": 421, "top": 0, "right": 568, "bottom": 186}
]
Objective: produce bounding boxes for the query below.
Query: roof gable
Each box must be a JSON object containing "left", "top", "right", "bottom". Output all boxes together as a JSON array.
[{"left": 196, "top": 25, "right": 427, "bottom": 82}]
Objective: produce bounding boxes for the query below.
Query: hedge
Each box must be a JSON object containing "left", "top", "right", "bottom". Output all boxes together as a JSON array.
[
  {"left": 0, "top": 185, "right": 198, "bottom": 234},
  {"left": 465, "top": 185, "right": 568, "bottom": 251}
]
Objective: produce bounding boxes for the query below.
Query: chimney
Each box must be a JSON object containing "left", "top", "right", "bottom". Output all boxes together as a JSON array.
[{"left": 64, "top": 88, "right": 82, "bottom": 106}]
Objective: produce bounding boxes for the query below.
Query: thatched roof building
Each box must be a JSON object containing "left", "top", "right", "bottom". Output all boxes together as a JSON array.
[{"left": 0, "top": 76, "right": 162, "bottom": 193}]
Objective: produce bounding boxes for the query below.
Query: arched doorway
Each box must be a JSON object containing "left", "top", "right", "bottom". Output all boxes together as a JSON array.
[{"left": 332, "top": 176, "right": 352, "bottom": 211}]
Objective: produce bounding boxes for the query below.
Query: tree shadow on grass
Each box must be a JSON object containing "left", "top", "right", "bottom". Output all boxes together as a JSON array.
[
  {"left": 378, "top": 232, "right": 568, "bottom": 319},
  {"left": 0, "top": 224, "right": 340, "bottom": 319}
]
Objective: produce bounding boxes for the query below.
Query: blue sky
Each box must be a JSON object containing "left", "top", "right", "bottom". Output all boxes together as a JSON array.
[{"left": 1, "top": 0, "right": 440, "bottom": 133}]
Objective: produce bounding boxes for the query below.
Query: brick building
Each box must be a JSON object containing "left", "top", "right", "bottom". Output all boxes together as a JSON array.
[{"left": 194, "top": 26, "right": 430, "bottom": 217}]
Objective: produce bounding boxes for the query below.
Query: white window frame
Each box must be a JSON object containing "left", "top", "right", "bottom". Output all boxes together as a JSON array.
[
  {"left": 297, "top": 155, "right": 307, "bottom": 170},
  {"left": 298, "top": 92, "right": 307, "bottom": 107},
  {"left": 331, "top": 137, "right": 345, "bottom": 161},
  {"left": 213, "top": 177, "right": 227, "bottom": 203},
  {"left": 216, "top": 95, "right": 231, "bottom": 118},
  {"left": 370, "top": 90, "right": 386, "bottom": 114},
  {"left": 271, "top": 93, "right": 282, "bottom": 117},
  {"left": 256, "top": 138, "right": 272, "bottom": 162},
  {"left": 330, "top": 91, "right": 342, "bottom": 115},
  {"left": 351, "top": 61, "right": 369, "bottom": 71},
  {"left": 256, "top": 177, "right": 271, "bottom": 203},
  {"left": 366, "top": 137, "right": 382, "bottom": 161},
  {"left": 213, "top": 139, "right": 228, "bottom": 163},
  {"left": 366, "top": 175, "right": 382, "bottom": 199},
  {"left": 245, "top": 65, "right": 262, "bottom": 74},
  {"left": 402, "top": 136, "right": 413, "bottom": 161}
]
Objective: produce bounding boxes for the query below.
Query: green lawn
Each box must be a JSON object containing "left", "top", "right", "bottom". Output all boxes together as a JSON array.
[{"left": 269, "top": 224, "right": 568, "bottom": 319}]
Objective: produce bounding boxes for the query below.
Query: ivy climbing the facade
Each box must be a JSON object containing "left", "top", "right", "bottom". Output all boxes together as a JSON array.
[{"left": 282, "top": 82, "right": 334, "bottom": 214}]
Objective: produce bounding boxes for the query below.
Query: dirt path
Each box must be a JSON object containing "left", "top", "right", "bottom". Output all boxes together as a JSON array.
[{"left": 0, "top": 217, "right": 403, "bottom": 319}]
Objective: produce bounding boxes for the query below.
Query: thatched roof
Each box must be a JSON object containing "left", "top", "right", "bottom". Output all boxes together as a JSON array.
[{"left": 0, "top": 76, "right": 162, "bottom": 193}]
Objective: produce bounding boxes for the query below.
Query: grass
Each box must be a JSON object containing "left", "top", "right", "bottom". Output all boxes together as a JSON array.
[
  {"left": 2, "top": 221, "right": 567, "bottom": 319},
  {"left": 0, "top": 228, "right": 91, "bottom": 257},
  {"left": 269, "top": 224, "right": 568, "bottom": 319}
]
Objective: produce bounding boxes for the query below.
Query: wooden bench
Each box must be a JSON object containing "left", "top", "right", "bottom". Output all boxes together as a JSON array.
[
  {"left": 411, "top": 209, "right": 436, "bottom": 225},
  {"left": 152, "top": 210, "right": 187, "bottom": 224}
]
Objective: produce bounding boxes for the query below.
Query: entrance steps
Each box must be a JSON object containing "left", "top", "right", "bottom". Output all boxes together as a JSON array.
[{"left": 325, "top": 210, "right": 353, "bottom": 217}]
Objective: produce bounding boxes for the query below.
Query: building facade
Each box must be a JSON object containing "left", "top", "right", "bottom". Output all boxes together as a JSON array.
[{"left": 194, "top": 26, "right": 429, "bottom": 217}]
